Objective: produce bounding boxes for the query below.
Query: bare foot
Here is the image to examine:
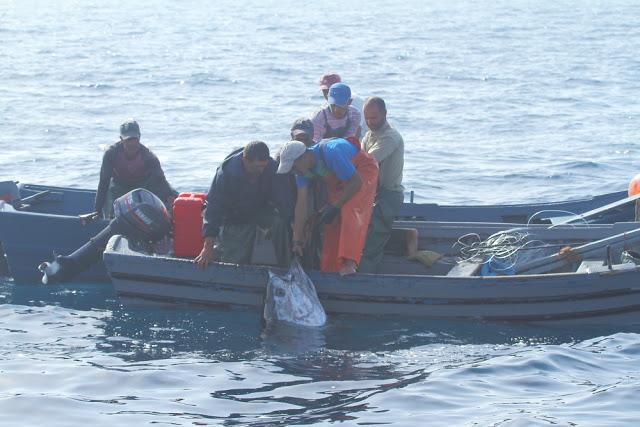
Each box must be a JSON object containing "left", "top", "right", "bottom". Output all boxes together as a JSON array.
[{"left": 339, "top": 259, "right": 357, "bottom": 276}]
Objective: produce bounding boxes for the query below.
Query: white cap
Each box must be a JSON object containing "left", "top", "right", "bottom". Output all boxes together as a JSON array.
[{"left": 276, "top": 141, "right": 307, "bottom": 174}]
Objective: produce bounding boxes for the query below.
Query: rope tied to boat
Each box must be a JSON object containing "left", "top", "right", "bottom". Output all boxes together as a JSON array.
[{"left": 454, "top": 229, "right": 554, "bottom": 273}]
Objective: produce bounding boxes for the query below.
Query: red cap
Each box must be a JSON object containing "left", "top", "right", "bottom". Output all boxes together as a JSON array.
[{"left": 319, "top": 73, "right": 341, "bottom": 90}]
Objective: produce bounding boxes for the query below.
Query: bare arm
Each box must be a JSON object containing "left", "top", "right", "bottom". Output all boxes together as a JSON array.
[
  {"left": 196, "top": 170, "right": 224, "bottom": 269},
  {"left": 292, "top": 185, "right": 309, "bottom": 243}
]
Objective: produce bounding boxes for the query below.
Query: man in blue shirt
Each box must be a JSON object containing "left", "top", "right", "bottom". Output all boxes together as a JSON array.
[{"left": 277, "top": 137, "right": 378, "bottom": 275}]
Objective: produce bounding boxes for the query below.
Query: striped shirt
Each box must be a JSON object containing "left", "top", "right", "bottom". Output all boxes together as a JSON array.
[{"left": 311, "top": 105, "right": 362, "bottom": 142}]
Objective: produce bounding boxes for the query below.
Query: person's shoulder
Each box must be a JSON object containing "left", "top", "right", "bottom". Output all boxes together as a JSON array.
[
  {"left": 348, "top": 105, "right": 361, "bottom": 117},
  {"left": 139, "top": 143, "right": 163, "bottom": 163},
  {"left": 384, "top": 123, "right": 404, "bottom": 142},
  {"left": 213, "top": 155, "right": 236, "bottom": 186},
  {"left": 139, "top": 141, "right": 152, "bottom": 151},
  {"left": 264, "top": 157, "right": 277, "bottom": 174},
  {"left": 220, "top": 151, "right": 243, "bottom": 174},
  {"left": 324, "top": 137, "right": 354, "bottom": 153},
  {"left": 139, "top": 143, "right": 156, "bottom": 156},
  {"left": 105, "top": 141, "right": 123, "bottom": 152},
  {"left": 312, "top": 106, "right": 328, "bottom": 121},
  {"left": 102, "top": 141, "right": 122, "bottom": 159}
]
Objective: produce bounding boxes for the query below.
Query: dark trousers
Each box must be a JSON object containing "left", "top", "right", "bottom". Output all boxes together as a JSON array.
[
  {"left": 218, "top": 208, "right": 291, "bottom": 267},
  {"left": 359, "top": 189, "right": 404, "bottom": 273},
  {"left": 302, "top": 179, "right": 327, "bottom": 270}
]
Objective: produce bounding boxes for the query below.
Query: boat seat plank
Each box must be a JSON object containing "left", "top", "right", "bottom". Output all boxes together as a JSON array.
[
  {"left": 377, "top": 255, "right": 442, "bottom": 275},
  {"left": 446, "top": 261, "right": 481, "bottom": 277},
  {"left": 576, "top": 260, "right": 605, "bottom": 273},
  {"left": 577, "top": 260, "right": 638, "bottom": 274}
]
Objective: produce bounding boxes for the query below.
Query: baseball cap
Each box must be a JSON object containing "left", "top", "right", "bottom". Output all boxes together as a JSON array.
[
  {"left": 276, "top": 141, "right": 307, "bottom": 174},
  {"left": 319, "top": 73, "right": 341, "bottom": 90},
  {"left": 290, "top": 118, "right": 314, "bottom": 139},
  {"left": 328, "top": 83, "right": 351, "bottom": 107},
  {"left": 120, "top": 119, "right": 141, "bottom": 140}
]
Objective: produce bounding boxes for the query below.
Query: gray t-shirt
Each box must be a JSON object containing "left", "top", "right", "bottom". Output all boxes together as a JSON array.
[{"left": 362, "top": 122, "right": 404, "bottom": 193}]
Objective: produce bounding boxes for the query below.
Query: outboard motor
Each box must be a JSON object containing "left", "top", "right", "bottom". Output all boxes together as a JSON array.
[{"left": 39, "top": 188, "right": 171, "bottom": 284}]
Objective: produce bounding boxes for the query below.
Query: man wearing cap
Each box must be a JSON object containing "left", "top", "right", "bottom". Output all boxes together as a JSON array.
[
  {"left": 290, "top": 118, "right": 315, "bottom": 146},
  {"left": 311, "top": 82, "right": 362, "bottom": 142},
  {"left": 289, "top": 118, "right": 325, "bottom": 268},
  {"left": 93, "top": 119, "right": 177, "bottom": 219},
  {"left": 358, "top": 97, "right": 407, "bottom": 273},
  {"left": 277, "top": 137, "right": 378, "bottom": 275},
  {"left": 195, "top": 141, "right": 291, "bottom": 269},
  {"left": 317, "top": 73, "right": 368, "bottom": 137},
  {"left": 318, "top": 73, "right": 342, "bottom": 102}
]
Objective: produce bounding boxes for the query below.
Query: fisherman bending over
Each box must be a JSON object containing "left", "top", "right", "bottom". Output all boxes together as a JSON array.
[
  {"left": 277, "top": 137, "right": 378, "bottom": 275},
  {"left": 289, "top": 118, "right": 324, "bottom": 269},
  {"left": 93, "top": 119, "right": 177, "bottom": 219},
  {"left": 195, "top": 141, "right": 292, "bottom": 268}
]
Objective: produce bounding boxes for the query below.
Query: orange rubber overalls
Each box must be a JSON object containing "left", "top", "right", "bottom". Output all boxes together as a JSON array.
[{"left": 319, "top": 139, "right": 379, "bottom": 272}]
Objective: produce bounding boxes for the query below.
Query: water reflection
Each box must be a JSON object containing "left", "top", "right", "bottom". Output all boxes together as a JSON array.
[
  {"left": 1, "top": 279, "right": 117, "bottom": 311},
  {"left": 96, "top": 302, "right": 640, "bottom": 364},
  {"left": 3, "top": 278, "right": 640, "bottom": 426},
  {"left": 99, "top": 304, "right": 264, "bottom": 362},
  {"left": 4, "top": 279, "right": 640, "bottom": 361},
  {"left": 261, "top": 321, "right": 327, "bottom": 356}
]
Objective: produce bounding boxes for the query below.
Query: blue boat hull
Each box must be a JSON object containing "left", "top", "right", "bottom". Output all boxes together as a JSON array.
[
  {"left": 1, "top": 184, "right": 109, "bottom": 283},
  {"left": 0, "top": 209, "right": 108, "bottom": 283},
  {"left": 105, "top": 235, "right": 640, "bottom": 324}
]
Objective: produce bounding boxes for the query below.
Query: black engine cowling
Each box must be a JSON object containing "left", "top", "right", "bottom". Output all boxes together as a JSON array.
[{"left": 39, "top": 188, "right": 171, "bottom": 284}]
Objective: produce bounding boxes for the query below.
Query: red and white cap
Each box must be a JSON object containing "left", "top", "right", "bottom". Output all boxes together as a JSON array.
[{"left": 318, "top": 73, "right": 341, "bottom": 90}]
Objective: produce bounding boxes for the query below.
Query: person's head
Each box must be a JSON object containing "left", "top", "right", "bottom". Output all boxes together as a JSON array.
[
  {"left": 363, "top": 97, "right": 387, "bottom": 131},
  {"left": 319, "top": 73, "right": 341, "bottom": 100},
  {"left": 327, "top": 83, "right": 351, "bottom": 119},
  {"left": 242, "top": 140, "right": 270, "bottom": 177},
  {"left": 119, "top": 119, "right": 142, "bottom": 155},
  {"left": 290, "top": 118, "right": 314, "bottom": 146},
  {"left": 276, "top": 141, "right": 315, "bottom": 175}
]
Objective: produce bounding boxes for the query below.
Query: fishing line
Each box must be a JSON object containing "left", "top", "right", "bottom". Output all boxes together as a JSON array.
[{"left": 526, "top": 209, "right": 590, "bottom": 228}]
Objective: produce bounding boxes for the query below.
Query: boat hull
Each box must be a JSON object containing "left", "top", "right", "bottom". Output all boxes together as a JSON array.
[
  {"left": 105, "top": 235, "right": 640, "bottom": 324},
  {"left": 0, "top": 207, "right": 108, "bottom": 282}
]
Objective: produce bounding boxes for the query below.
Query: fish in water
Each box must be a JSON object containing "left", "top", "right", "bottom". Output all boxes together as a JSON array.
[{"left": 264, "top": 260, "right": 326, "bottom": 327}]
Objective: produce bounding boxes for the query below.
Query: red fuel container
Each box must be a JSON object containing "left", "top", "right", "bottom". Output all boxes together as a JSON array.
[{"left": 172, "top": 192, "right": 206, "bottom": 258}]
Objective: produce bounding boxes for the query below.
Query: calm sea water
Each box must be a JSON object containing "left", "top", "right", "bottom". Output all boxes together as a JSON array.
[{"left": 2, "top": 0, "right": 640, "bottom": 425}]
